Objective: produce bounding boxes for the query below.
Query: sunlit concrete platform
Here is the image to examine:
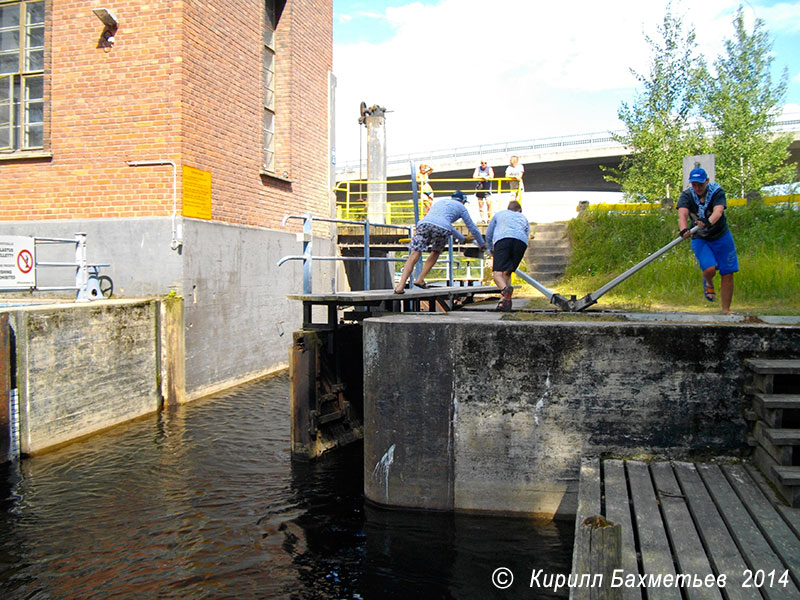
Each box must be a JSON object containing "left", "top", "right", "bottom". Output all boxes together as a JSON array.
[{"left": 572, "top": 459, "right": 800, "bottom": 600}]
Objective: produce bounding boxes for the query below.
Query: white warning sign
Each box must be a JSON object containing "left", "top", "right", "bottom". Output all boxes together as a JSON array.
[{"left": 0, "top": 236, "right": 36, "bottom": 288}]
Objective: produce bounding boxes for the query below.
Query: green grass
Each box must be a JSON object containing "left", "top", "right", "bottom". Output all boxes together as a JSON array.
[{"left": 518, "top": 202, "right": 800, "bottom": 315}]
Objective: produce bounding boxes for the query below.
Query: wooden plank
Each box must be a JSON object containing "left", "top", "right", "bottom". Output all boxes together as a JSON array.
[
  {"left": 571, "top": 457, "right": 602, "bottom": 600},
  {"left": 673, "top": 461, "right": 761, "bottom": 600},
  {"left": 764, "top": 429, "right": 800, "bottom": 446},
  {"left": 744, "top": 463, "right": 800, "bottom": 538},
  {"left": 650, "top": 462, "right": 723, "bottom": 600},
  {"left": 603, "top": 460, "right": 643, "bottom": 600},
  {"left": 774, "top": 466, "right": 800, "bottom": 486},
  {"left": 723, "top": 464, "right": 800, "bottom": 588},
  {"left": 756, "top": 422, "right": 795, "bottom": 465},
  {"left": 580, "top": 518, "right": 624, "bottom": 600},
  {"left": 745, "top": 359, "right": 800, "bottom": 375},
  {"left": 754, "top": 394, "right": 800, "bottom": 410},
  {"left": 625, "top": 461, "right": 682, "bottom": 600},
  {"left": 697, "top": 463, "right": 800, "bottom": 600}
]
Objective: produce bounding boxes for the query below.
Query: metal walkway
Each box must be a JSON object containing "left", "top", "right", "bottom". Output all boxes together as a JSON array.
[{"left": 289, "top": 285, "right": 499, "bottom": 328}]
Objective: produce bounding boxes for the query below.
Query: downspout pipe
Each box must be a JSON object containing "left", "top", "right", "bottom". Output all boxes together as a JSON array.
[{"left": 126, "top": 160, "right": 182, "bottom": 250}]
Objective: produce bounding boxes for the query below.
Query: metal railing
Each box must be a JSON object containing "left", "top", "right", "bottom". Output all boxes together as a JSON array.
[
  {"left": 277, "top": 213, "right": 485, "bottom": 293},
  {"left": 335, "top": 176, "right": 522, "bottom": 223},
  {"left": 0, "top": 233, "right": 112, "bottom": 301},
  {"left": 337, "top": 112, "right": 800, "bottom": 176}
]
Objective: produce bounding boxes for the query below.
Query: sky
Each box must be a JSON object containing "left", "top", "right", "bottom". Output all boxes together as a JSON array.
[{"left": 332, "top": 0, "right": 800, "bottom": 167}]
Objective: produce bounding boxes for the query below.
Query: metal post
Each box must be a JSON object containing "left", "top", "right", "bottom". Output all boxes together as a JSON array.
[
  {"left": 410, "top": 162, "right": 422, "bottom": 284},
  {"left": 74, "top": 233, "right": 90, "bottom": 302},
  {"left": 447, "top": 238, "right": 454, "bottom": 287},
  {"left": 303, "top": 214, "right": 313, "bottom": 294},
  {"left": 410, "top": 162, "right": 420, "bottom": 224},
  {"left": 363, "top": 220, "right": 371, "bottom": 291}
]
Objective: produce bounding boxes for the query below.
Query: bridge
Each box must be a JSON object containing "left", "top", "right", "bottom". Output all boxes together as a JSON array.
[{"left": 337, "top": 116, "right": 800, "bottom": 192}]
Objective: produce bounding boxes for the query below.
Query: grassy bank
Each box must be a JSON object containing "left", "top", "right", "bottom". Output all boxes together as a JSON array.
[{"left": 521, "top": 202, "right": 800, "bottom": 314}]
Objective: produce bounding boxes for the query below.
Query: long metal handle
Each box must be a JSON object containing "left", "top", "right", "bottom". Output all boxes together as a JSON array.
[{"left": 572, "top": 225, "right": 701, "bottom": 311}]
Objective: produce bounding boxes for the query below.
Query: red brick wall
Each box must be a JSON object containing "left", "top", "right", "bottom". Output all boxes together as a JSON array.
[{"left": 0, "top": 0, "right": 333, "bottom": 229}]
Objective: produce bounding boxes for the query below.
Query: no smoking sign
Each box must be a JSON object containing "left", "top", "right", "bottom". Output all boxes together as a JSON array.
[{"left": 0, "top": 236, "right": 36, "bottom": 288}]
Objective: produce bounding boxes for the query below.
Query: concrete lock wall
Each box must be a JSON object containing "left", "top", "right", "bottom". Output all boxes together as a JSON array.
[
  {"left": 6, "top": 299, "right": 182, "bottom": 455},
  {"left": 363, "top": 315, "right": 800, "bottom": 519},
  {"left": 0, "top": 218, "right": 337, "bottom": 400},
  {"left": 181, "top": 219, "right": 337, "bottom": 400}
]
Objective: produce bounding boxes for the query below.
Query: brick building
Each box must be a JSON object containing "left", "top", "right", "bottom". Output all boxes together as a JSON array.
[{"left": 0, "top": 0, "right": 336, "bottom": 398}]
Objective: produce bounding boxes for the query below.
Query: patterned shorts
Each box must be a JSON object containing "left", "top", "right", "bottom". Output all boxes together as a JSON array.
[{"left": 409, "top": 222, "right": 451, "bottom": 253}]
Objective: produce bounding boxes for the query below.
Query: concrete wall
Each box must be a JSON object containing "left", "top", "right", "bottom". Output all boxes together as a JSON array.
[
  {"left": 181, "top": 219, "right": 337, "bottom": 399},
  {"left": 363, "top": 315, "right": 800, "bottom": 519},
  {"left": 10, "top": 300, "right": 163, "bottom": 455},
  {"left": 1, "top": 218, "right": 337, "bottom": 399}
]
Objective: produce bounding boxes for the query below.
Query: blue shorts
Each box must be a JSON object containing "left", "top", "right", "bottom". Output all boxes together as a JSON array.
[{"left": 691, "top": 231, "right": 739, "bottom": 275}]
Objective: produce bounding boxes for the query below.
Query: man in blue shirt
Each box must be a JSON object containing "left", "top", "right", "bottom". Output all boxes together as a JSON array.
[
  {"left": 486, "top": 200, "right": 530, "bottom": 311},
  {"left": 394, "top": 190, "right": 487, "bottom": 293},
  {"left": 677, "top": 168, "right": 739, "bottom": 314}
]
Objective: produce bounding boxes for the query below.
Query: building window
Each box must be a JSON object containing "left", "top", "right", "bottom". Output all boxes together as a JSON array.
[
  {"left": 262, "top": 0, "right": 276, "bottom": 173},
  {"left": 0, "top": 0, "right": 45, "bottom": 152}
]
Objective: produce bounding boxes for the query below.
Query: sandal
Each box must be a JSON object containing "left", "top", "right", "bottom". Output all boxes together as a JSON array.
[
  {"left": 414, "top": 281, "right": 429, "bottom": 289},
  {"left": 495, "top": 298, "right": 512, "bottom": 312},
  {"left": 703, "top": 279, "right": 716, "bottom": 302},
  {"left": 393, "top": 288, "right": 405, "bottom": 295}
]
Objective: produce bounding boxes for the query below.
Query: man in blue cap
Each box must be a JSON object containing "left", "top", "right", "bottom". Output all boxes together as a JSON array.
[
  {"left": 677, "top": 168, "right": 739, "bottom": 314},
  {"left": 394, "top": 190, "right": 487, "bottom": 293}
]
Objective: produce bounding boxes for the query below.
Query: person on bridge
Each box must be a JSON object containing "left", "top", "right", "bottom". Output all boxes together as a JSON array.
[
  {"left": 505, "top": 155, "right": 525, "bottom": 202},
  {"left": 473, "top": 160, "right": 495, "bottom": 222},
  {"left": 677, "top": 168, "right": 739, "bottom": 315},
  {"left": 486, "top": 200, "right": 530, "bottom": 311},
  {"left": 394, "top": 190, "right": 487, "bottom": 294},
  {"left": 417, "top": 163, "right": 435, "bottom": 214}
]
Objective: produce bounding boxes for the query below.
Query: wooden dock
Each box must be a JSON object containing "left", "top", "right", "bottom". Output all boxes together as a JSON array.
[{"left": 571, "top": 459, "right": 800, "bottom": 600}]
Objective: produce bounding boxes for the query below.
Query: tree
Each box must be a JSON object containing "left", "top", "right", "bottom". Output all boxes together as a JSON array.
[
  {"left": 698, "top": 6, "right": 795, "bottom": 197},
  {"left": 604, "top": 4, "right": 706, "bottom": 201}
]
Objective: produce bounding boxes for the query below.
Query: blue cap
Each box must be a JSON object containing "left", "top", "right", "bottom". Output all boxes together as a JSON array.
[
  {"left": 689, "top": 168, "right": 708, "bottom": 183},
  {"left": 451, "top": 190, "right": 468, "bottom": 203}
]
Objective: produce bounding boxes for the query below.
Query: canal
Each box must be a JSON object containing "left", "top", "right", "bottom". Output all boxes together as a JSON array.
[{"left": 0, "top": 373, "right": 573, "bottom": 598}]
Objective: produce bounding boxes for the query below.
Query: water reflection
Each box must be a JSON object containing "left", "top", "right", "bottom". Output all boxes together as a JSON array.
[{"left": 0, "top": 373, "right": 572, "bottom": 598}]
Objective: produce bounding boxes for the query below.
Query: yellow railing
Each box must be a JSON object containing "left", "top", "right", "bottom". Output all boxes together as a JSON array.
[
  {"left": 583, "top": 193, "right": 799, "bottom": 213},
  {"left": 334, "top": 177, "right": 523, "bottom": 223}
]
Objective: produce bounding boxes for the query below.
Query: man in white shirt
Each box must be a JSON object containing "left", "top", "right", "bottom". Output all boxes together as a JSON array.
[{"left": 505, "top": 155, "right": 524, "bottom": 202}]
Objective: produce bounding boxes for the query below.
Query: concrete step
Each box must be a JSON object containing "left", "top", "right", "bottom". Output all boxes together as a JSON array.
[
  {"left": 527, "top": 271, "right": 563, "bottom": 283},
  {"left": 529, "top": 260, "right": 568, "bottom": 272}
]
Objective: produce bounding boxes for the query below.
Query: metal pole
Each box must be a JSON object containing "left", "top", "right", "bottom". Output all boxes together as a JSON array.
[
  {"left": 571, "top": 225, "right": 701, "bottom": 311},
  {"left": 74, "top": 233, "right": 89, "bottom": 302},
  {"left": 302, "top": 214, "right": 313, "bottom": 294},
  {"left": 363, "top": 220, "right": 371, "bottom": 291},
  {"left": 410, "top": 161, "right": 420, "bottom": 224},
  {"left": 447, "top": 238, "right": 454, "bottom": 287},
  {"left": 410, "top": 161, "right": 422, "bottom": 283}
]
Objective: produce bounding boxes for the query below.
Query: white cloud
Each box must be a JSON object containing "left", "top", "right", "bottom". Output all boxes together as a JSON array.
[{"left": 333, "top": 0, "right": 794, "bottom": 165}]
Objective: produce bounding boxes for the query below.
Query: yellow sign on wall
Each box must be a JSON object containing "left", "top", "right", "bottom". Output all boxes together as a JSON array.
[{"left": 182, "top": 165, "right": 212, "bottom": 220}]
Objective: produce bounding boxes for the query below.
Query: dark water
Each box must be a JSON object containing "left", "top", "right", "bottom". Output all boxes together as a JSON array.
[{"left": 0, "top": 373, "right": 573, "bottom": 599}]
